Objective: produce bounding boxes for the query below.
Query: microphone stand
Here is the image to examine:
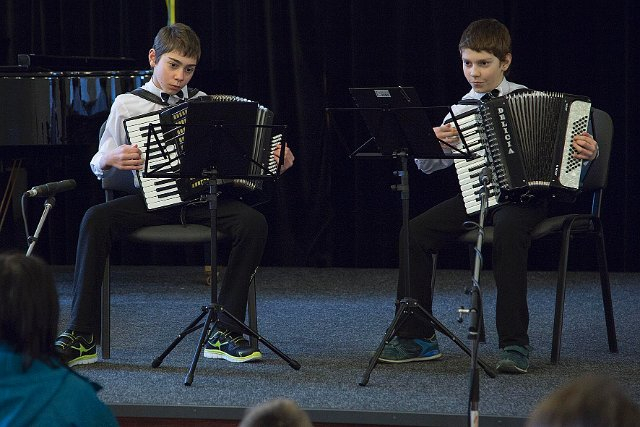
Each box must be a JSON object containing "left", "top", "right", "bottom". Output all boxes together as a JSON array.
[
  {"left": 25, "top": 196, "right": 56, "bottom": 256},
  {"left": 458, "top": 165, "right": 492, "bottom": 427}
]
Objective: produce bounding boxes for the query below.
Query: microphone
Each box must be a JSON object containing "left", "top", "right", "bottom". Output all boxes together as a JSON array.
[{"left": 24, "top": 179, "right": 77, "bottom": 198}]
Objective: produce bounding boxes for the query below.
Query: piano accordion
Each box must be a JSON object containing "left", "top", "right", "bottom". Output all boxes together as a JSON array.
[
  {"left": 123, "top": 95, "right": 279, "bottom": 211},
  {"left": 450, "top": 91, "right": 591, "bottom": 214}
]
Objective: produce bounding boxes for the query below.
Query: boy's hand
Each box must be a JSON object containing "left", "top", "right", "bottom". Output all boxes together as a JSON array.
[
  {"left": 273, "top": 144, "right": 295, "bottom": 174},
  {"left": 572, "top": 132, "right": 598, "bottom": 161},
  {"left": 434, "top": 124, "right": 460, "bottom": 149},
  {"left": 102, "top": 144, "right": 144, "bottom": 170}
]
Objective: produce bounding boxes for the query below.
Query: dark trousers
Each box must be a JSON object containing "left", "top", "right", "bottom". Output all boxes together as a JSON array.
[
  {"left": 68, "top": 194, "right": 267, "bottom": 335},
  {"left": 396, "top": 193, "right": 548, "bottom": 348}
]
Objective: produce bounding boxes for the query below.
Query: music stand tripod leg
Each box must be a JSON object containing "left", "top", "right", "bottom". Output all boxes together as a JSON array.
[
  {"left": 360, "top": 296, "right": 496, "bottom": 386},
  {"left": 412, "top": 301, "right": 496, "bottom": 378},
  {"left": 359, "top": 298, "right": 415, "bottom": 386},
  {"left": 184, "top": 304, "right": 219, "bottom": 385},
  {"left": 151, "top": 307, "right": 208, "bottom": 368},
  {"left": 216, "top": 305, "right": 301, "bottom": 370}
]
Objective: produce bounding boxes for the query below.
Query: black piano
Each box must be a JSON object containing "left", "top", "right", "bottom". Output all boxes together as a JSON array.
[
  {"left": 0, "top": 54, "right": 151, "bottom": 150},
  {"left": 0, "top": 54, "right": 151, "bottom": 261}
]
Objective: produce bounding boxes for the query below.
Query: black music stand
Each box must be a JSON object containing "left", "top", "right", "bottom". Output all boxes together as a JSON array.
[
  {"left": 143, "top": 101, "right": 300, "bottom": 385},
  {"left": 347, "top": 86, "right": 472, "bottom": 159},
  {"left": 340, "top": 87, "right": 496, "bottom": 386}
]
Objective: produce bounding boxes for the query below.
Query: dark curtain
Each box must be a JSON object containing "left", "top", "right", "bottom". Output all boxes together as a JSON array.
[{"left": 2, "top": 0, "right": 639, "bottom": 271}]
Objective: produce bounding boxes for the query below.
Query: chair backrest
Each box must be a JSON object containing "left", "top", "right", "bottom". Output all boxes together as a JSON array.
[
  {"left": 582, "top": 108, "right": 614, "bottom": 216},
  {"left": 583, "top": 108, "right": 613, "bottom": 192}
]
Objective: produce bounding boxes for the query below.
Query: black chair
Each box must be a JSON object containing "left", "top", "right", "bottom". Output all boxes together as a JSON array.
[
  {"left": 98, "top": 142, "right": 258, "bottom": 359},
  {"left": 434, "top": 107, "right": 617, "bottom": 364}
]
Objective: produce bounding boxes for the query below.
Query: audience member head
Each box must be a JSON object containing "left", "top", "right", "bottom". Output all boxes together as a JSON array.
[
  {"left": 0, "top": 251, "right": 59, "bottom": 370},
  {"left": 239, "top": 398, "right": 313, "bottom": 427},
  {"left": 527, "top": 374, "right": 640, "bottom": 427}
]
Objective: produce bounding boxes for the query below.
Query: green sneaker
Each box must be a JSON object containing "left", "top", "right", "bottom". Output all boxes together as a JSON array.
[
  {"left": 496, "top": 345, "right": 530, "bottom": 374},
  {"left": 378, "top": 335, "right": 442, "bottom": 363},
  {"left": 204, "top": 327, "right": 262, "bottom": 363},
  {"left": 54, "top": 330, "right": 98, "bottom": 367}
]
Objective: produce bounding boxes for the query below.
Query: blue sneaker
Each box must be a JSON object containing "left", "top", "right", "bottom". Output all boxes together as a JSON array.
[
  {"left": 378, "top": 335, "right": 442, "bottom": 363},
  {"left": 496, "top": 345, "right": 530, "bottom": 374}
]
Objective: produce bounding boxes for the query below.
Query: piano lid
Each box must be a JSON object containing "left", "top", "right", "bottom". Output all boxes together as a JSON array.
[
  {"left": 1, "top": 55, "right": 151, "bottom": 147},
  {"left": 17, "top": 54, "right": 142, "bottom": 72}
]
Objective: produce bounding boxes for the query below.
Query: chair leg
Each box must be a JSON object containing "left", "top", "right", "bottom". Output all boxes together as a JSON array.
[
  {"left": 430, "top": 254, "right": 438, "bottom": 305},
  {"left": 551, "top": 227, "right": 573, "bottom": 364},
  {"left": 595, "top": 226, "right": 618, "bottom": 353},
  {"left": 248, "top": 276, "right": 258, "bottom": 351},
  {"left": 101, "top": 255, "right": 111, "bottom": 359}
]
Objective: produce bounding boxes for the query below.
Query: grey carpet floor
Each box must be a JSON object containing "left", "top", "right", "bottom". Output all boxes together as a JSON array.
[{"left": 54, "top": 266, "right": 639, "bottom": 426}]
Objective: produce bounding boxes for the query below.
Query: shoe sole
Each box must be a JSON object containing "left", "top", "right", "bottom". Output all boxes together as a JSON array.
[
  {"left": 378, "top": 352, "right": 443, "bottom": 364},
  {"left": 67, "top": 354, "right": 98, "bottom": 367},
  {"left": 496, "top": 360, "right": 528, "bottom": 374},
  {"left": 203, "top": 349, "right": 262, "bottom": 363}
]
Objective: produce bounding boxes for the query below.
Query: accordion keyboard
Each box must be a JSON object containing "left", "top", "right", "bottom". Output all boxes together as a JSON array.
[
  {"left": 449, "top": 110, "right": 500, "bottom": 215},
  {"left": 125, "top": 112, "right": 184, "bottom": 210}
]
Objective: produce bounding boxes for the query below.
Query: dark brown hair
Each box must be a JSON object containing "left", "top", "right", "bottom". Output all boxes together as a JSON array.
[
  {"left": 459, "top": 18, "right": 512, "bottom": 63},
  {"left": 152, "top": 23, "right": 201, "bottom": 62},
  {"left": 0, "top": 252, "right": 60, "bottom": 370}
]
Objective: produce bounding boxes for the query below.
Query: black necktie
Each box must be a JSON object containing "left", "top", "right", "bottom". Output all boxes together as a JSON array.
[{"left": 481, "top": 89, "right": 501, "bottom": 101}]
